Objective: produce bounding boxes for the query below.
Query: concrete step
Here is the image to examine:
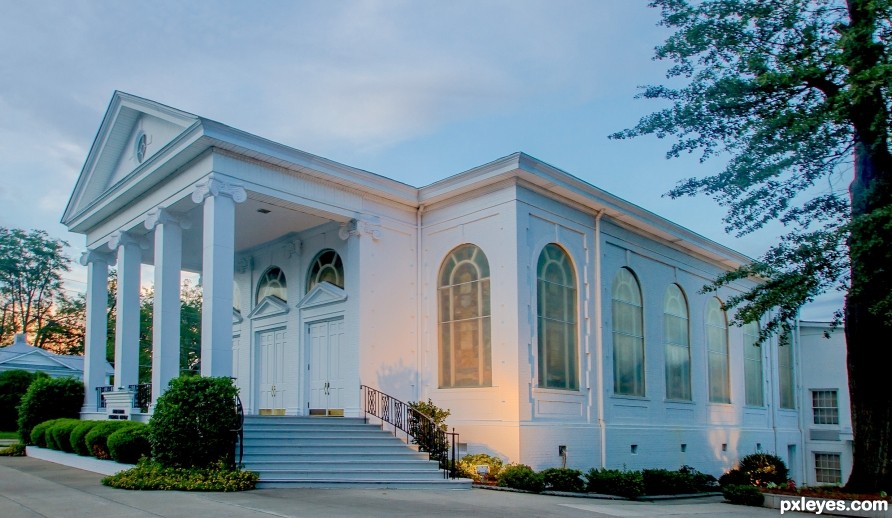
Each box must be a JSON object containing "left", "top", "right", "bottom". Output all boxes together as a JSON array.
[
  {"left": 244, "top": 459, "right": 441, "bottom": 471},
  {"left": 239, "top": 414, "right": 467, "bottom": 489},
  {"left": 256, "top": 478, "right": 471, "bottom": 489}
]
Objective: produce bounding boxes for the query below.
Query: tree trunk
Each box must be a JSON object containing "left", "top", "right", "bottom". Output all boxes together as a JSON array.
[{"left": 843, "top": 136, "right": 892, "bottom": 493}]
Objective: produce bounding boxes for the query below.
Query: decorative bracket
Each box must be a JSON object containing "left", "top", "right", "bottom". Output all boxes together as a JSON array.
[
  {"left": 191, "top": 176, "right": 247, "bottom": 204},
  {"left": 145, "top": 207, "right": 192, "bottom": 230}
]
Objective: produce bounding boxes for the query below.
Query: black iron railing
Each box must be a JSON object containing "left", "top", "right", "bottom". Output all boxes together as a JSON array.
[
  {"left": 96, "top": 385, "right": 113, "bottom": 411},
  {"left": 128, "top": 383, "right": 152, "bottom": 411},
  {"left": 232, "top": 392, "right": 244, "bottom": 466},
  {"left": 360, "top": 385, "right": 460, "bottom": 479}
]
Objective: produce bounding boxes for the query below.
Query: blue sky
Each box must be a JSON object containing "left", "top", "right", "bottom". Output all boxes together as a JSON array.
[{"left": 0, "top": 0, "right": 839, "bottom": 318}]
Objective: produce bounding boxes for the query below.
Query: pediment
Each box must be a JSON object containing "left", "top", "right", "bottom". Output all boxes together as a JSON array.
[
  {"left": 62, "top": 91, "right": 200, "bottom": 226},
  {"left": 297, "top": 282, "right": 347, "bottom": 309},
  {"left": 248, "top": 296, "right": 290, "bottom": 319}
]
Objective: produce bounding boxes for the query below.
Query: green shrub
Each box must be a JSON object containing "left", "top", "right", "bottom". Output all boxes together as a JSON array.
[
  {"left": 70, "top": 420, "right": 101, "bottom": 456},
  {"left": 498, "top": 464, "right": 544, "bottom": 493},
  {"left": 17, "top": 377, "right": 84, "bottom": 444},
  {"left": 541, "top": 467, "right": 585, "bottom": 492},
  {"left": 0, "top": 370, "right": 48, "bottom": 432},
  {"left": 108, "top": 422, "right": 151, "bottom": 464},
  {"left": 86, "top": 421, "right": 138, "bottom": 460},
  {"left": 101, "top": 459, "right": 258, "bottom": 491},
  {"left": 457, "top": 453, "right": 504, "bottom": 483},
  {"left": 0, "top": 443, "right": 26, "bottom": 456},
  {"left": 407, "top": 398, "right": 450, "bottom": 466},
  {"left": 680, "top": 465, "right": 719, "bottom": 492},
  {"left": 48, "top": 418, "right": 82, "bottom": 452},
  {"left": 719, "top": 468, "right": 751, "bottom": 487},
  {"left": 149, "top": 376, "right": 239, "bottom": 468},
  {"left": 723, "top": 484, "right": 765, "bottom": 506},
  {"left": 585, "top": 468, "right": 645, "bottom": 499},
  {"left": 737, "top": 453, "right": 789, "bottom": 487},
  {"left": 642, "top": 468, "right": 698, "bottom": 495},
  {"left": 30, "top": 419, "right": 63, "bottom": 448}
]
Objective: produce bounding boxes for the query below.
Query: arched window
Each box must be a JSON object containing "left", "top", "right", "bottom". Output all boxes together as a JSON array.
[
  {"left": 706, "top": 297, "right": 730, "bottom": 403},
  {"left": 664, "top": 284, "right": 691, "bottom": 400},
  {"left": 612, "top": 268, "right": 644, "bottom": 396},
  {"left": 537, "top": 244, "right": 578, "bottom": 390},
  {"left": 743, "top": 322, "right": 764, "bottom": 406},
  {"left": 306, "top": 249, "right": 344, "bottom": 292},
  {"left": 256, "top": 267, "right": 287, "bottom": 303},
  {"left": 438, "top": 244, "right": 491, "bottom": 388}
]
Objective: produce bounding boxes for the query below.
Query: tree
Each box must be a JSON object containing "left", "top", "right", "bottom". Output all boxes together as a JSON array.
[
  {"left": 611, "top": 0, "right": 891, "bottom": 491},
  {"left": 0, "top": 228, "right": 72, "bottom": 344},
  {"left": 104, "top": 271, "right": 203, "bottom": 383}
]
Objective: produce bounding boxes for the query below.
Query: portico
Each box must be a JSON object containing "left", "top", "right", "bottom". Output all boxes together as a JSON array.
[{"left": 63, "top": 92, "right": 397, "bottom": 420}]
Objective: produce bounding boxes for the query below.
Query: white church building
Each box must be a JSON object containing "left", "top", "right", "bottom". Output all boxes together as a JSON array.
[{"left": 62, "top": 91, "right": 809, "bottom": 479}]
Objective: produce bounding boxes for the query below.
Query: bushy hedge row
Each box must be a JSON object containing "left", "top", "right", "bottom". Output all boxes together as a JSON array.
[
  {"left": 460, "top": 455, "right": 718, "bottom": 499},
  {"left": 30, "top": 417, "right": 150, "bottom": 464},
  {"left": 22, "top": 376, "right": 256, "bottom": 492}
]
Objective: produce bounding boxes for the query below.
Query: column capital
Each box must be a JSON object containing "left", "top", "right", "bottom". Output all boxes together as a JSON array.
[
  {"left": 109, "top": 230, "right": 149, "bottom": 250},
  {"left": 79, "top": 249, "right": 116, "bottom": 267},
  {"left": 191, "top": 177, "right": 247, "bottom": 204},
  {"left": 339, "top": 216, "right": 381, "bottom": 241},
  {"left": 145, "top": 207, "right": 192, "bottom": 230}
]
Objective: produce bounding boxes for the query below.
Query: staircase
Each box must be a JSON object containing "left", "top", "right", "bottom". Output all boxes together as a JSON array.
[{"left": 241, "top": 416, "right": 471, "bottom": 489}]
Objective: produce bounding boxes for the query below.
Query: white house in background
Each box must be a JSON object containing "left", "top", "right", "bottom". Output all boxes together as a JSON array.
[
  {"left": 797, "top": 321, "right": 853, "bottom": 486},
  {"left": 0, "top": 333, "right": 113, "bottom": 382},
  {"left": 62, "top": 91, "right": 812, "bottom": 479}
]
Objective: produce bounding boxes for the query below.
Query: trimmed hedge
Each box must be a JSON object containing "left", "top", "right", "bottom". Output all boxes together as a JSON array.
[
  {"left": 723, "top": 484, "right": 765, "bottom": 506},
  {"left": 541, "top": 467, "right": 585, "bottom": 493},
  {"left": 585, "top": 468, "right": 645, "bottom": 499},
  {"left": 30, "top": 418, "right": 63, "bottom": 448},
  {"left": 17, "top": 377, "right": 83, "bottom": 444},
  {"left": 498, "top": 464, "right": 544, "bottom": 493},
  {"left": 48, "top": 418, "right": 82, "bottom": 452},
  {"left": 70, "top": 420, "right": 101, "bottom": 456},
  {"left": 108, "top": 422, "right": 151, "bottom": 464},
  {"left": 149, "top": 376, "right": 239, "bottom": 468},
  {"left": 86, "top": 421, "right": 139, "bottom": 460}
]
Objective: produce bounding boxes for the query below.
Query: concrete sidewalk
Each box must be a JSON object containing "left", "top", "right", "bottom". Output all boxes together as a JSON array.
[{"left": 0, "top": 456, "right": 804, "bottom": 517}]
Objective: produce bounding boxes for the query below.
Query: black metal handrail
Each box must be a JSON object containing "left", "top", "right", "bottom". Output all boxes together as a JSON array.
[
  {"left": 96, "top": 385, "right": 113, "bottom": 411},
  {"left": 233, "top": 392, "right": 244, "bottom": 466},
  {"left": 128, "top": 383, "right": 152, "bottom": 411},
  {"left": 360, "top": 385, "right": 460, "bottom": 479}
]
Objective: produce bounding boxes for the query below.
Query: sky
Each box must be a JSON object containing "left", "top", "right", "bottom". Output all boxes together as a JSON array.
[{"left": 0, "top": 0, "right": 840, "bottom": 319}]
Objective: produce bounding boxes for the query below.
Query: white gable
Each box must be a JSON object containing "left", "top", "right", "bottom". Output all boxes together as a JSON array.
[
  {"left": 61, "top": 92, "right": 199, "bottom": 228},
  {"left": 248, "top": 296, "right": 290, "bottom": 319},
  {"left": 106, "top": 113, "right": 190, "bottom": 188},
  {"left": 296, "top": 282, "right": 348, "bottom": 309}
]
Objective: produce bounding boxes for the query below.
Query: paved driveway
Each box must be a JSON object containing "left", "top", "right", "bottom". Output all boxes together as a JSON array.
[{"left": 1, "top": 457, "right": 806, "bottom": 517}]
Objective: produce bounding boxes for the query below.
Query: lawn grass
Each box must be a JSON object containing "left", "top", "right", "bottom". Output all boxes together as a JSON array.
[{"left": 0, "top": 431, "right": 19, "bottom": 440}]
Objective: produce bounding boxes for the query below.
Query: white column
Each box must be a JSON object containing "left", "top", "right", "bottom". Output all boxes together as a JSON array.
[
  {"left": 192, "top": 177, "right": 246, "bottom": 377},
  {"left": 109, "top": 230, "right": 144, "bottom": 390},
  {"left": 79, "top": 249, "right": 115, "bottom": 411},
  {"left": 145, "top": 208, "right": 188, "bottom": 405}
]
